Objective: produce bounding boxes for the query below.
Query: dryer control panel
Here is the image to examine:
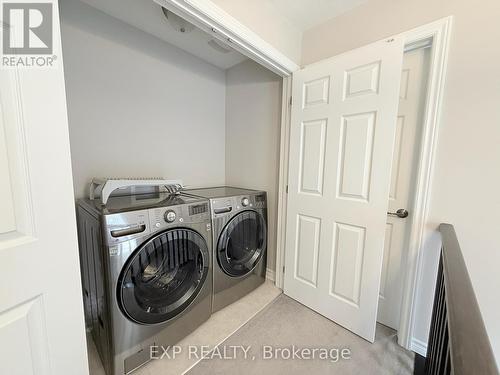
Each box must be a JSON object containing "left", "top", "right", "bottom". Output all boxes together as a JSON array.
[{"left": 211, "top": 193, "right": 267, "bottom": 218}]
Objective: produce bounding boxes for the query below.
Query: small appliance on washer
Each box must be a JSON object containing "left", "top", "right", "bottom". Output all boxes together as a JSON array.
[
  {"left": 76, "top": 192, "right": 212, "bottom": 375},
  {"left": 182, "top": 187, "right": 267, "bottom": 312}
]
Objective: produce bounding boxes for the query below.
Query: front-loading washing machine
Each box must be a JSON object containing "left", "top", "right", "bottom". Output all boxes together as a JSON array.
[
  {"left": 182, "top": 187, "right": 267, "bottom": 312},
  {"left": 76, "top": 193, "right": 212, "bottom": 375}
]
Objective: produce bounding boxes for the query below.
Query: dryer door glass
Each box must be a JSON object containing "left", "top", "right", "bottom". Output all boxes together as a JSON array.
[
  {"left": 118, "top": 228, "right": 209, "bottom": 325},
  {"left": 217, "top": 210, "right": 267, "bottom": 277}
]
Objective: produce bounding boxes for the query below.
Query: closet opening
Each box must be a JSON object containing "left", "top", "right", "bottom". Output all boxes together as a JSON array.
[{"left": 60, "top": 1, "right": 283, "bottom": 373}]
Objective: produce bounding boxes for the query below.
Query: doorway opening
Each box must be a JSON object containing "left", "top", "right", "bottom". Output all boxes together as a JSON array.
[
  {"left": 377, "top": 43, "right": 432, "bottom": 332},
  {"left": 277, "top": 17, "right": 452, "bottom": 352}
]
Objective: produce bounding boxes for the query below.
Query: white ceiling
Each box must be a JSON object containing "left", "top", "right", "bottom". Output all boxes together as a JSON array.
[
  {"left": 78, "top": 0, "right": 247, "bottom": 70},
  {"left": 76, "top": 0, "right": 368, "bottom": 70},
  {"left": 268, "top": 0, "right": 369, "bottom": 31}
]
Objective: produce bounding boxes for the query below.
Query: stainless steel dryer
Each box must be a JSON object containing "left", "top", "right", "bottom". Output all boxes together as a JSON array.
[
  {"left": 182, "top": 187, "right": 267, "bottom": 312},
  {"left": 76, "top": 193, "right": 212, "bottom": 375}
]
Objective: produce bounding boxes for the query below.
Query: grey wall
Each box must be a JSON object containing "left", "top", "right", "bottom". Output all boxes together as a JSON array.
[
  {"left": 302, "top": 0, "right": 500, "bottom": 361},
  {"left": 60, "top": 0, "right": 226, "bottom": 198},
  {"left": 61, "top": 1, "right": 282, "bottom": 271},
  {"left": 225, "top": 60, "right": 282, "bottom": 272}
]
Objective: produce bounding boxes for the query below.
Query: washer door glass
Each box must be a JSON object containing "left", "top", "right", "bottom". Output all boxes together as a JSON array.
[
  {"left": 217, "top": 210, "right": 266, "bottom": 277},
  {"left": 118, "top": 228, "right": 209, "bottom": 325}
]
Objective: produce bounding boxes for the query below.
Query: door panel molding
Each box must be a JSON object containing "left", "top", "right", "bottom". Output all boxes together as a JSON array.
[
  {"left": 388, "top": 116, "right": 405, "bottom": 201},
  {"left": 294, "top": 214, "right": 321, "bottom": 287},
  {"left": 337, "top": 111, "right": 376, "bottom": 202},
  {"left": 0, "top": 26, "right": 36, "bottom": 249},
  {"left": 343, "top": 61, "right": 381, "bottom": 99},
  {"left": 329, "top": 222, "right": 366, "bottom": 307},
  {"left": 298, "top": 119, "right": 327, "bottom": 196},
  {"left": 379, "top": 222, "right": 394, "bottom": 299},
  {"left": 0, "top": 296, "right": 50, "bottom": 375},
  {"left": 303, "top": 76, "right": 331, "bottom": 108}
]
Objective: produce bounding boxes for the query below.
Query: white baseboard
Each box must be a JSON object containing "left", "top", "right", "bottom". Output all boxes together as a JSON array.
[
  {"left": 410, "top": 337, "right": 427, "bottom": 357},
  {"left": 265, "top": 267, "right": 275, "bottom": 282}
]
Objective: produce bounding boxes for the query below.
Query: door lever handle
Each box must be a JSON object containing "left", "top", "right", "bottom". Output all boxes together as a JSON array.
[{"left": 387, "top": 209, "right": 409, "bottom": 218}]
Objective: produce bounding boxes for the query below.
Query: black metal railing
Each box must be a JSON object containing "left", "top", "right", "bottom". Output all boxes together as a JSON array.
[
  {"left": 424, "top": 246, "right": 451, "bottom": 374},
  {"left": 422, "top": 224, "right": 498, "bottom": 375}
]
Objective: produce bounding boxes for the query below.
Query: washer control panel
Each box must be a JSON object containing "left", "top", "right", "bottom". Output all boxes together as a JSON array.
[
  {"left": 103, "top": 200, "right": 210, "bottom": 244},
  {"left": 149, "top": 202, "right": 210, "bottom": 232}
]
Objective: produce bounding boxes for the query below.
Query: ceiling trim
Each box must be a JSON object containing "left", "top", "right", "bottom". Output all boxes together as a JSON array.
[{"left": 154, "top": 0, "right": 300, "bottom": 76}]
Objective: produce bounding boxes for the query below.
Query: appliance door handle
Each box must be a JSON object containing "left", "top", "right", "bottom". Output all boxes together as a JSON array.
[
  {"left": 110, "top": 224, "right": 146, "bottom": 238},
  {"left": 214, "top": 206, "right": 232, "bottom": 214}
]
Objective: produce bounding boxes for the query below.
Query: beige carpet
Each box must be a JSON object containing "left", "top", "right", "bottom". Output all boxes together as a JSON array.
[{"left": 188, "top": 295, "right": 414, "bottom": 374}]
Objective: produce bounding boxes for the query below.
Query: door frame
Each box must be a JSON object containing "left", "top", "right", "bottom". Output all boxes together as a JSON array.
[
  {"left": 274, "top": 75, "right": 292, "bottom": 285},
  {"left": 275, "top": 17, "right": 453, "bottom": 353},
  {"left": 393, "top": 16, "right": 453, "bottom": 353},
  {"left": 155, "top": 0, "right": 300, "bottom": 76}
]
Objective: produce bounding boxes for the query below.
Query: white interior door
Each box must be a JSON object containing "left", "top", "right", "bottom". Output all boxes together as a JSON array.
[
  {"left": 377, "top": 46, "right": 430, "bottom": 329},
  {"left": 0, "top": 2, "right": 89, "bottom": 374},
  {"left": 284, "top": 37, "right": 404, "bottom": 341}
]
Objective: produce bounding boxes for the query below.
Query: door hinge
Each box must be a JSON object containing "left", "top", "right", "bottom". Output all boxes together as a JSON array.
[
  {"left": 289, "top": 96, "right": 292, "bottom": 106},
  {"left": 282, "top": 265, "right": 285, "bottom": 274},
  {"left": 285, "top": 185, "right": 288, "bottom": 194}
]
